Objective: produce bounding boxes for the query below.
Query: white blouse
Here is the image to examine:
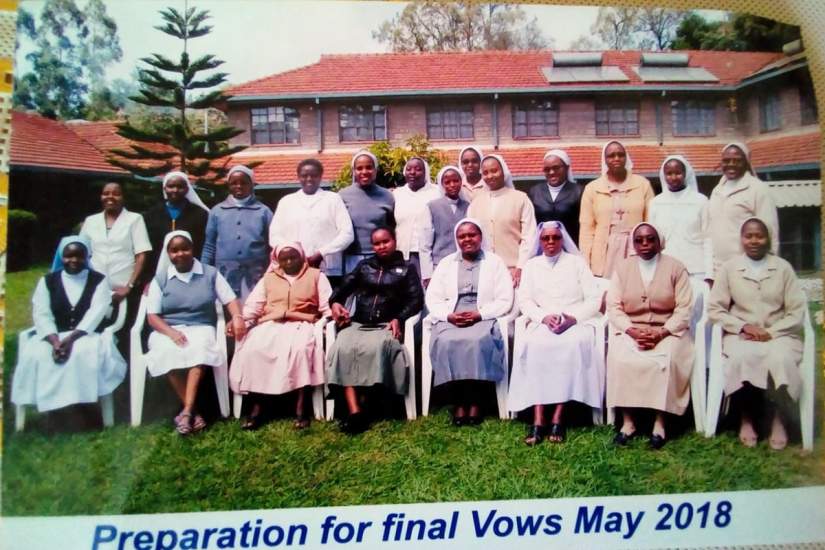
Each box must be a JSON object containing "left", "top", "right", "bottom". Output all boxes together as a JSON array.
[
  {"left": 269, "top": 190, "right": 354, "bottom": 276},
  {"left": 80, "top": 209, "right": 152, "bottom": 288},
  {"left": 648, "top": 190, "right": 711, "bottom": 277},
  {"left": 638, "top": 255, "right": 659, "bottom": 287},
  {"left": 517, "top": 252, "right": 601, "bottom": 324},
  {"left": 32, "top": 270, "right": 112, "bottom": 337},
  {"left": 393, "top": 182, "right": 442, "bottom": 257},
  {"left": 146, "top": 259, "right": 236, "bottom": 315}
]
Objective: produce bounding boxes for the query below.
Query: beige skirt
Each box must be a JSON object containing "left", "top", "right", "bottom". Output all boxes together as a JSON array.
[
  {"left": 607, "top": 330, "right": 694, "bottom": 415},
  {"left": 722, "top": 334, "right": 803, "bottom": 400},
  {"left": 602, "top": 227, "right": 631, "bottom": 279}
]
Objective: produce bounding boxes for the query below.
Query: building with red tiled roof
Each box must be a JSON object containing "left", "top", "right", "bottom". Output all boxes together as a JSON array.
[{"left": 222, "top": 45, "right": 820, "bottom": 269}]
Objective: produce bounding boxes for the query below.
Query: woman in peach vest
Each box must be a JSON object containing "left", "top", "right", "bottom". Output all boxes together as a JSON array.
[{"left": 229, "top": 243, "right": 332, "bottom": 430}]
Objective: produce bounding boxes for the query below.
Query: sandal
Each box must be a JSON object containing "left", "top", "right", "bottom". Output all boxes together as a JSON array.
[
  {"left": 293, "top": 416, "right": 311, "bottom": 430},
  {"left": 649, "top": 433, "right": 667, "bottom": 450},
  {"left": 240, "top": 415, "right": 261, "bottom": 431},
  {"left": 192, "top": 414, "right": 207, "bottom": 433},
  {"left": 524, "top": 425, "right": 545, "bottom": 446},
  {"left": 548, "top": 423, "right": 566, "bottom": 443},
  {"left": 174, "top": 413, "right": 192, "bottom": 436}
]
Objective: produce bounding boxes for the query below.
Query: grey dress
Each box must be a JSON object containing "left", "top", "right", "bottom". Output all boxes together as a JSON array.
[{"left": 429, "top": 256, "right": 506, "bottom": 386}]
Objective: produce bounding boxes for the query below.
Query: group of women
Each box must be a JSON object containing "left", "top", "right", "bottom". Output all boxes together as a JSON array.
[{"left": 11, "top": 139, "right": 807, "bottom": 451}]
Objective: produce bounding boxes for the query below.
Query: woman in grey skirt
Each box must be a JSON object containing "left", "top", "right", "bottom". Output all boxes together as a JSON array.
[
  {"left": 326, "top": 226, "right": 424, "bottom": 434},
  {"left": 425, "top": 218, "right": 514, "bottom": 425}
]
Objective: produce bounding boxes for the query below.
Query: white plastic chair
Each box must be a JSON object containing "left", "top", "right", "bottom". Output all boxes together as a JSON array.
[
  {"left": 15, "top": 298, "right": 128, "bottom": 431},
  {"left": 324, "top": 313, "right": 421, "bottom": 421},
  {"left": 421, "top": 310, "right": 517, "bottom": 419},
  {"left": 705, "top": 308, "right": 815, "bottom": 451},
  {"left": 129, "top": 296, "right": 230, "bottom": 426},
  {"left": 511, "top": 311, "right": 607, "bottom": 425},
  {"left": 231, "top": 317, "right": 327, "bottom": 421}
]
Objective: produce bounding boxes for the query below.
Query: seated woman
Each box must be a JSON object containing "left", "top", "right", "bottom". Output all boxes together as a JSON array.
[
  {"left": 707, "top": 217, "right": 806, "bottom": 450},
  {"left": 12, "top": 236, "right": 126, "bottom": 422},
  {"left": 607, "top": 223, "right": 694, "bottom": 449},
  {"left": 145, "top": 230, "right": 246, "bottom": 435},
  {"left": 425, "top": 219, "right": 513, "bottom": 426},
  {"left": 229, "top": 243, "right": 332, "bottom": 430},
  {"left": 325, "top": 227, "right": 423, "bottom": 434},
  {"left": 508, "top": 221, "right": 602, "bottom": 445}
]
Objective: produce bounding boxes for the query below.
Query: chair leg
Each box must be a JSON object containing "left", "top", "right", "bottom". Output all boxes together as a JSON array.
[
  {"left": 100, "top": 394, "right": 115, "bottom": 427},
  {"left": 421, "top": 324, "right": 432, "bottom": 417},
  {"left": 607, "top": 406, "right": 616, "bottom": 425},
  {"left": 15, "top": 404, "right": 25, "bottom": 432},
  {"left": 233, "top": 393, "right": 243, "bottom": 419},
  {"left": 592, "top": 407, "right": 603, "bottom": 426},
  {"left": 800, "top": 379, "right": 814, "bottom": 452},
  {"left": 405, "top": 360, "right": 417, "bottom": 421},
  {"left": 312, "top": 386, "right": 324, "bottom": 421},
  {"left": 130, "top": 360, "right": 147, "bottom": 427},
  {"left": 325, "top": 385, "right": 335, "bottom": 421},
  {"left": 214, "top": 363, "right": 230, "bottom": 418}
]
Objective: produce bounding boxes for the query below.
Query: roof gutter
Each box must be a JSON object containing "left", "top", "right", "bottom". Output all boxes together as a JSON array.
[{"left": 10, "top": 163, "right": 131, "bottom": 179}]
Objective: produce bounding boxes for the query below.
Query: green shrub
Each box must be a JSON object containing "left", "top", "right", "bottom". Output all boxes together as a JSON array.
[{"left": 7, "top": 209, "right": 38, "bottom": 271}]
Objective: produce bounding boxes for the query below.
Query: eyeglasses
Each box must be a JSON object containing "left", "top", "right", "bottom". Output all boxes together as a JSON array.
[
  {"left": 540, "top": 235, "right": 563, "bottom": 242},
  {"left": 633, "top": 236, "right": 658, "bottom": 244}
]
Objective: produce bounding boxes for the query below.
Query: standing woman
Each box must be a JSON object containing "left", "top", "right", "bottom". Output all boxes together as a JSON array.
[
  {"left": 269, "top": 159, "right": 354, "bottom": 286},
  {"left": 426, "top": 219, "right": 513, "bottom": 426},
  {"left": 419, "top": 165, "right": 470, "bottom": 286},
  {"left": 202, "top": 165, "right": 273, "bottom": 303},
  {"left": 12, "top": 236, "right": 126, "bottom": 419},
  {"left": 80, "top": 182, "right": 151, "bottom": 300},
  {"left": 144, "top": 230, "right": 245, "bottom": 435},
  {"left": 458, "top": 146, "right": 485, "bottom": 201},
  {"left": 579, "top": 141, "right": 654, "bottom": 278},
  {"left": 607, "top": 223, "right": 694, "bottom": 449},
  {"left": 326, "top": 227, "right": 423, "bottom": 434},
  {"left": 393, "top": 157, "right": 441, "bottom": 276},
  {"left": 339, "top": 151, "right": 396, "bottom": 274},
  {"left": 649, "top": 156, "right": 711, "bottom": 284},
  {"left": 143, "top": 171, "right": 210, "bottom": 280},
  {"left": 708, "top": 143, "right": 779, "bottom": 278},
  {"left": 708, "top": 218, "right": 805, "bottom": 450},
  {"left": 508, "top": 221, "right": 603, "bottom": 445},
  {"left": 230, "top": 243, "right": 332, "bottom": 430},
  {"left": 527, "top": 149, "right": 585, "bottom": 244},
  {"left": 468, "top": 154, "right": 537, "bottom": 287}
]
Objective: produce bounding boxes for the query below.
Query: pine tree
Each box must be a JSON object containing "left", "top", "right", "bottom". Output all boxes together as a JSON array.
[{"left": 107, "top": 5, "right": 246, "bottom": 185}]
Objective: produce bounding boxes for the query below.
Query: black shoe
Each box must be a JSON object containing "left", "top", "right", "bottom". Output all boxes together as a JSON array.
[
  {"left": 649, "top": 434, "right": 667, "bottom": 450},
  {"left": 524, "top": 425, "right": 545, "bottom": 446},
  {"left": 548, "top": 423, "right": 566, "bottom": 443},
  {"left": 240, "top": 415, "right": 261, "bottom": 431},
  {"left": 613, "top": 430, "right": 636, "bottom": 446},
  {"left": 342, "top": 412, "right": 368, "bottom": 435},
  {"left": 452, "top": 414, "right": 466, "bottom": 427},
  {"left": 467, "top": 415, "right": 483, "bottom": 426}
]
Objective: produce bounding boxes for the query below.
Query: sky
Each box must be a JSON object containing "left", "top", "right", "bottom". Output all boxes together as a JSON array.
[{"left": 17, "top": 1, "right": 728, "bottom": 87}]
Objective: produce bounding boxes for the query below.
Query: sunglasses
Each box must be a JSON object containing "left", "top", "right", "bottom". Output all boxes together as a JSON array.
[{"left": 540, "top": 235, "right": 563, "bottom": 242}]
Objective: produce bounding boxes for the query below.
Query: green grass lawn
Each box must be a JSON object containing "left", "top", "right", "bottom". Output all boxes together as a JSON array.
[{"left": 3, "top": 266, "right": 824, "bottom": 516}]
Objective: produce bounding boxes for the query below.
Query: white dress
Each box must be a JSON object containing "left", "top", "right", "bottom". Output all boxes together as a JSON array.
[
  {"left": 80, "top": 209, "right": 152, "bottom": 288},
  {"left": 393, "top": 182, "right": 442, "bottom": 259},
  {"left": 508, "top": 252, "right": 604, "bottom": 411},
  {"left": 11, "top": 270, "right": 126, "bottom": 412},
  {"left": 145, "top": 260, "right": 237, "bottom": 377}
]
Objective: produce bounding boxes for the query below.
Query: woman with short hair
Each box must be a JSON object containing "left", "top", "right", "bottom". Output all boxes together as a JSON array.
[{"left": 579, "top": 141, "right": 654, "bottom": 278}]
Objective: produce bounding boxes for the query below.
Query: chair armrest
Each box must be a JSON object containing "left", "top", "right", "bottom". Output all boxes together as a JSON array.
[{"left": 104, "top": 298, "right": 129, "bottom": 335}]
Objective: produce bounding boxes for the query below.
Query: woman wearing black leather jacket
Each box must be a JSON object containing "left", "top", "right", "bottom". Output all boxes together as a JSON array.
[{"left": 326, "top": 226, "right": 423, "bottom": 434}]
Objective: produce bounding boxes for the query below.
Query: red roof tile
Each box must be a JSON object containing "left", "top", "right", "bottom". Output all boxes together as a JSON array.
[
  {"left": 226, "top": 50, "right": 784, "bottom": 97},
  {"left": 10, "top": 111, "right": 127, "bottom": 175},
  {"left": 749, "top": 132, "right": 822, "bottom": 168}
]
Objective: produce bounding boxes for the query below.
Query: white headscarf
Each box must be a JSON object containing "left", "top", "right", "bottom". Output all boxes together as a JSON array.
[
  {"left": 350, "top": 150, "right": 379, "bottom": 186},
  {"left": 50, "top": 235, "right": 92, "bottom": 273},
  {"left": 155, "top": 230, "right": 194, "bottom": 278},
  {"left": 403, "top": 156, "right": 432, "bottom": 187},
  {"left": 436, "top": 165, "right": 462, "bottom": 192},
  {"left": 600, "top": 141, "right": 634, "bottom": 176},
  {"left": 162, "top": 171, "right": 210, "bottom": 213},
  {"left": 543, "top": 149, "right": 577, "bottom": 184},
  {"left": 458, "top": 146, "right": 484, "bottom": 183},
  {"left": 631, "top": 221, "right": 666, "bottom": 251},
  {"left": 534, "top": 221, "right": 580, "bottom": 257},
  {"left": 658, "top": 155, "right": 699, "bottom": 198},
  {"left": 721, "top": 142, "right": 756, "bottom": 176},
  {"left": 227, "top": 165, "right": 255, "bottom": 184},
  {"left": 480, "top": 154, "right": 515, "bottom": 189},
  {"left": 453, "top": 217, "right": 491, "bottom": 253}
]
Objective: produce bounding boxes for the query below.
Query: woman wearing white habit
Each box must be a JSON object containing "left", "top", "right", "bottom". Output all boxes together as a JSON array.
[
  {"left": 12, "top": 236, "right": 126, "bottom": 413},
  {"left": 508, "top": 221, "right": 603, "bottom": 445}
]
